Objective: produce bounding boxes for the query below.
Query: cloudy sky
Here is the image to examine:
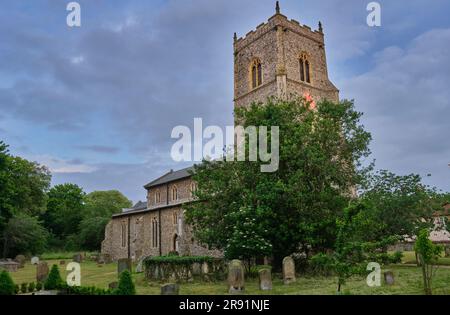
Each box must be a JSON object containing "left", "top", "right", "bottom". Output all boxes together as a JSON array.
[{"left": 0, "top": 0, "right": 449, "bottom": 202}]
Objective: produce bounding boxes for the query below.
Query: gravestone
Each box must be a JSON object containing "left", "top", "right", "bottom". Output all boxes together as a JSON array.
[
  {"left": 384, "top": 271, "right": 395, "bottom": 285},
  {"left": 108, "top": 282, "right": 118, "bottom": 290},
  {"left": 36, "top": 261, "right": 49, "bottom": 283},
  {"left": 117, "top": 258, "right": 132, "bottom": 275},
  {"left": 161, "top": 283, "right": 179, "bottom": 295},
  {"left": 228, "top": 260, "right": 245, "bottom": 294},
  {"left": 60, "top": 260, "right": 66, "bottom": 265},
  {"left": 31, "top": 256, "right": 39, "bottom": 265},
  {"left": 97, "top": 253, "right": 111, "bottom": 264},
  {"left": 14, "top": 255, "right": 26, "bottom": 268},
  {"left": 0, "top": 261, "right": 20, "bottom": 272},
  {"left": 282, "top": 256, "right": 296, "bottom": 284},
  {"left": 201, "top": 262, "right": 209, "bottom": 274},
  {"left": 73, "top": 253, "right": 83, "bottom": 263},
  {"left": 258, "top": 268, "right": 272, "bottom": 290},
  {"left": 192, "top": 262, "right": 202, "bottom": 276},
  {"left": 97, "top": 256, "right": 105, "bottom": 264},
  {"left": 136, "top": 258, "right": 144, "bottom": 273}
]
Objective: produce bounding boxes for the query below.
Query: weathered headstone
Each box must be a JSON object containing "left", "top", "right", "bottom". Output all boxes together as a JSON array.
[
  {"left": 258, "top": 268, "right": 272, "bottom": 290},
  {"left": 282, "top": 256, "right": 296, "bottom": 284},
  {"left": 0, "top": 261, "right": 20, "bottom": 272},
  {"left": 14, "top": 255, "right": 26, "bottom": 268},
  {"left": 31, "top": 256, "right": 39, "bottom": 265},
  {"left": 192, "top": 262, "right": 202, "bottom": 276},
  {"left": 108, "top": 282, "right": 118, "bottom": 290},
  {"left": 100, "top": 253, "right": 112, "bottom": 264},
  {"left": 117, "top": 258, "right": 132, "bottom": 275},
  {"left": 73, "top": 253, "right": 83, "bottom": 263},
  {"left": 36, "top": 261, "right": 49, "bottom": 283},
  {"left": 136, "top": 258, "right": 144, "bottom": 273},
  {"left": 228, "top": 259, "right": 245, "bottom": 294},
  {"left": 161, "top": 283, "right": 179, "bottom": 295},
  {"left": 384, "top": 271, "right": 395, "bottom": 286},
  {"left": 201, "top": 262, "right": 209, "bottom": 274}
]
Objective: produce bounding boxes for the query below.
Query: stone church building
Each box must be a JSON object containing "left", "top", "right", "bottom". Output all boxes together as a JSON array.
[{"left": 101, "top": 3, "right": 339, "bottom": 262}]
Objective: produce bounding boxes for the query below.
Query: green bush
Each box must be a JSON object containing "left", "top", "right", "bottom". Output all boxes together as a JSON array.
[
  {"left": 41, "top": 251, "right": 79, "bottom": 260},
  {"left": 28, "top": 282, "right": 36, "bottom": 293},
  {"left": 116, "top": 270, "right": 135, "bottom": 295},
  {"left": 248, "top": 265, "right": 272, "bottom": 278},
  {"left": 36, "top": 282, "right": 43, "bottom": 291},
  {"left": 44, "top": 264, "right": 64, "bottom": 290},
  {"left": 144, "top": 255, "right": 213, "bottom": 266},
  {"left": 58, "top": 283, "right": 113, "bottom": 295},
  {"left": 389, "top": 251, "right": 403, "bottom": 264},
  {"left": 310, "top": 253, "right": 335, "bottom": 276},
  {"left": 0, "top": 271, "right": 16, "bottom": 295},
  {"left": 20, "top": 283, "right": 28, "bottom": 294},
  {"left": 14, "top": 284, "right": 20, "bottom": 295}
]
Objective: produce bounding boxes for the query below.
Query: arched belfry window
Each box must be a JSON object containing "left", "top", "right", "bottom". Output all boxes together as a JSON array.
[
  {"left": 299, "top": 52, "right": 311, "bottom": 84},
  {"left": 250, "top": 58, "right": 262, "bottom": 89}
]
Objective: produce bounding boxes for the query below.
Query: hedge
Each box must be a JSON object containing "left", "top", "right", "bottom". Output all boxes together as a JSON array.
[
  {"left": 144, "top": 256, "right": 214, "bottom": 266},
  {"left": 143, "top": 255, "right": 225, "bottom": 282}
]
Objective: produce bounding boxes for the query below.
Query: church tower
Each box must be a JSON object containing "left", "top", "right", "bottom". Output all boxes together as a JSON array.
[{"left": 233, "top": 2, "right": 339, "bottom": 108}]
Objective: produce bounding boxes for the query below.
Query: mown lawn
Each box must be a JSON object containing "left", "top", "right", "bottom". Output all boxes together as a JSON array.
[{"left": 9, "top": 258, "right": 450, "bottom": 295}]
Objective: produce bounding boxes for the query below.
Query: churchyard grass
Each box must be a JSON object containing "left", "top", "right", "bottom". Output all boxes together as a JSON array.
[{"left": 9, "top": 259, "right": 450, "bottom": 295}]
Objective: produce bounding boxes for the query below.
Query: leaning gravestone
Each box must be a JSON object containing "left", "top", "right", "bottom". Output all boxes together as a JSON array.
[
  {"left": 228, "top": 260, "right": 245, "bottom": 294},
  {"left": 117, "top": 258, "right": 132, "bottom": 275},
  {"left": 36, "top": 261, "right": 49, "bottom": 283},
  {"left": 14, "top": 255, "right": 26, "bottom": 268},
  {"left": 31, "top": 256, "right": 39, "bottom": 265},
  {"left": 73, "top": 253, "right": 83, "bottom": 263},
  {"left": 161, "top": 283, "right": 179, "bottom": 295},
  {"left": 258, "top": 268, "right": 272, "bottom": 290},
  {"left": 282, "top": 256, "right": 296, "bottom": 284},
  {"left": 384, "top": 271, "right": 395, "bottom": 285}
]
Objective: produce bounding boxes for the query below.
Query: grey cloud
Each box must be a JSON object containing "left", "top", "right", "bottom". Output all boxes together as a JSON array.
[
  {"left": 340, "top": 28, "right": 450, "bottom": 191},
  {"left": 1, "top": 0, "right": 449, "bottom": 199},
  {"left": 76, "top": 145, "right": 120, "bottom": 154}
]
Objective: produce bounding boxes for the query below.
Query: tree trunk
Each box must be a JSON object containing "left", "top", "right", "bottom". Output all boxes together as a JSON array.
[{"left": 419, "top": 255, "right": 431, "bottom": 295}]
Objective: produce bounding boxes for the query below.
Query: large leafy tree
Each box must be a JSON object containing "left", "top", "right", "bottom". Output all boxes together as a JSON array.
[
  {"left": 5, "top": 156, "right": 51, "bottom": 217},
  {"left": 77, "top": 190, "right": 132, "bottom": 250},
  {"left": 360, "top": 170, "right": 437, "bottom": 242},
  {"left": 186, "top": 97, "right": 372, "bottom": 265},
  {"left": 83, "top": 190, "right": 132, "bottom": 218},
  {"left": 42, "top": 183, "right": 86, "bottom": 241},
  {"left": 0, "top": 141, "right": 12, "bottom": 242},
  {"left": 78, "top": 216, "right": 111, "bottom": 251},
  {"left": 2, "top": 213, "right": 49, "bottom": 257},
  {"left": 0, "top": 142, "right": 51, "bottom": 257}
]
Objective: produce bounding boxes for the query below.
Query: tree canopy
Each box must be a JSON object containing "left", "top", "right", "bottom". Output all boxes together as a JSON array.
[{"left": 186, "top": 97, "right": 372, "bottom": 264}]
